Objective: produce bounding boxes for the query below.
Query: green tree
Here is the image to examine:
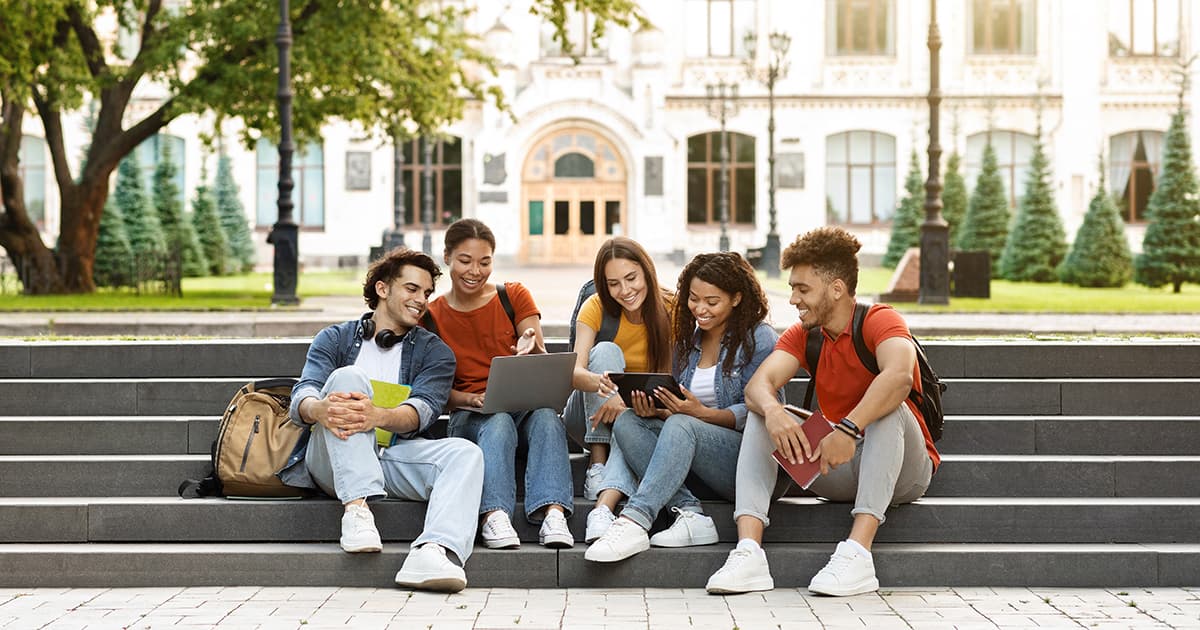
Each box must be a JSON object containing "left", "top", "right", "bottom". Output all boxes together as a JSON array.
[
  {"left": 191, "top": 179, "right": 228, "bottom": 276},
  {"left": 214, "top": 154, "right": 255, "bottom": 273},
  {"left": 958, "top": 141, "right": 1010, "bottom": 277},
  {"left": 114, "top": 154, "right": 164, "bottom": 261},
  {"left": 152, "top": 142, "right": 207, "bottom": 277},
  {"left": 883, "top": 150, "right": 924, "bottom": 268},
  {"left": 0, "top": 0, "right": 647, "bottom": 294},
  {"left": 1059, "top": 160, "right": 1133, "bottom": 287},
  {"left": 999, "top": 126, "right": 1067, "bottom": 282},
  {"left": 943, "top": 152, "right": 967, "bottom": 246},
  {"left": 92, "top": 196, "right": 132, "bottom": 287},
  {"left": 1135, "top": 105, "right": 1200, "bottom": 292}
]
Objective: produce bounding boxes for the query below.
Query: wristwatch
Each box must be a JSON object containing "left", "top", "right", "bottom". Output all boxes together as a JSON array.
[{"left": 837, "top": 417, "right": 864, "bottom": 440}]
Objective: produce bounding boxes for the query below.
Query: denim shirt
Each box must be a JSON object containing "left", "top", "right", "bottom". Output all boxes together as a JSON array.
[
  {"left": 278, "top": 318, "right": 456, "bottom": 488},
  {"left": 675, "top": 321, "right": 780, "bottom": 432}
]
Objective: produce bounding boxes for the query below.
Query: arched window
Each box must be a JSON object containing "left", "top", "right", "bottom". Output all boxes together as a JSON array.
[
  {"left": 133, "top": 134, "right": 186, "bottom": 208},
  {"left": 400, "top": 136, "right": 462, "bottom": 228},
  {"left": 1110, "top": 130, "right": 1165, "bottom": 223},
  {"left": 965, "top": 130, "right": 1036, "bottom": 209},
  {"left": 687, "top": 132, "right": 756, "bottom": 225},
  {"left": 256, "top": 139, "right": 325, "bottom": 228},
  {"left": 17, "top": 135, "right": 47, "bottom": 229},
  {"left": 825, "top": 130, "right": 896, "bottom": 224},
  {"left": 554, "top": 153, "right": 595, "bottom": 178}
]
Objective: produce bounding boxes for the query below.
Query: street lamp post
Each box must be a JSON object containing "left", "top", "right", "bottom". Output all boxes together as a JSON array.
[
  {"left": 704, "top": 81, "right": 739, "bottom": 252},
  {"left": 420, "top": 136, "right": 434, "bottom": 255},
  {"left": 920, "top": 0, "right": 950, "bottom": 304},
  {"left": 384, "top": 134, "right": 406, "bottom": 251},
  {"left": 744, "top": 31, "right": 791, "bottom": 278},
  {"left": 267, "top": 0, "right": 299, "bottom": 305}
]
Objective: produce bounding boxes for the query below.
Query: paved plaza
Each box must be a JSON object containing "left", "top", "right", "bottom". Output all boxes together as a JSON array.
[{"left": 1, "top": 586, "right": 1198, "bottom": 629}]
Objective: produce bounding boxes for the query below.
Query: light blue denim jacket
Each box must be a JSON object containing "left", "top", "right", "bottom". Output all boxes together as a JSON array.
[
  {"left": 278, "top": 317, "right": 456, "bottom": 488},
  {"left": 674, "top": 320, "right": 780, "bottom": 432}
]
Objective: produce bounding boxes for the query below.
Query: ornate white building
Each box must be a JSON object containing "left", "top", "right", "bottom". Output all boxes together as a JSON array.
[{"left": 17, "top": 0, "right": 1199, "bottom": 266}]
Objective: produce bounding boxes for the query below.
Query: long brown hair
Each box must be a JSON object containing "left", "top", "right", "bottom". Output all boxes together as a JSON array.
[
  {"left": 593, "top": 237, "right": 672, "bottom": 372},
  {"left": 672, "top": 252, "right": 769, "bottom": 375}
]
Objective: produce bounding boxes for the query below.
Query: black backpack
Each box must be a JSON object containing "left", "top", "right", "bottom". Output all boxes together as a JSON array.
[
  {"left": 567, "top": 278, "right": 620, "bottom": 350},
  {"left": 802, "top": 302, "right": 946, "bottom": 442},
  {"left": 421, "top": 283, "right": 518, "bottom": 338}
]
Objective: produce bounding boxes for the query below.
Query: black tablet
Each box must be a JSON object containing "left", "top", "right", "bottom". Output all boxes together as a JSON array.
[{"left": 608, "top": 372, "right": 684, "bottom": 409}]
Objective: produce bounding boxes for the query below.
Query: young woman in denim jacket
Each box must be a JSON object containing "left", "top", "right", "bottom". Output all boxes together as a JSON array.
[{"left": 585, "top": 252, "right": 779, "bottom": 563}]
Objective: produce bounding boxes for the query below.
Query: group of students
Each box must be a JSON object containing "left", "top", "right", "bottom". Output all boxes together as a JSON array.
[{"left": 284, "top": 219, "right": 939, "bottom": 597}]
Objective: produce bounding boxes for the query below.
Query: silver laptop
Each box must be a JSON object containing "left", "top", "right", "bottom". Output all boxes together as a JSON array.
[{"left": 457, "top": 352, "right": 577, "bottom": 414}]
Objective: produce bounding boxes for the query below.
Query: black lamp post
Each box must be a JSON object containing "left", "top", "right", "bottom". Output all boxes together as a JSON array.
[
  {"left": 267, "top": 0, "right": 299, "bottom": 305},
  {"left": 744, "top": 30, "right": 790, "bottom": 278},
  {"left": 384, "top": 134, "right": 406, "bottom": 251},
  {"left": 919, "top": 0, "right": 950, "bottom": 304},
  {"left": 705, "top": 81, "right": 739, "bottom": 252},
  {"left": 420, "top": 135, "right": 434, "bottom": 255}
]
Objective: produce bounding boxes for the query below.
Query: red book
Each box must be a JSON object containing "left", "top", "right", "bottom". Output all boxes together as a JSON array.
[{"left": 772, "top": 404, "right": 835, "bottom": 489}]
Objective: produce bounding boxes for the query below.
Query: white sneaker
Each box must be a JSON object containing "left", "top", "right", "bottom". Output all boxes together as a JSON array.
[
  {"left": 649, "top": 507, "right": 719, "bottom": 548},
  {"left": 339, "top": 504, "right": 382, "bottom": 553},
  {"left": 584, "top": 504, "right": 616, "bottom": 543},
  {"left": 583, "top": 463, "right": 605, "bottom": 501},
  {"left": 480, "top": 511, "right": 521, "bottom": 549},
  {"left": 705, "top": 546, "right": 775, "bottom": 594},
  {"left": 394, "top": 544, "right": 467, "bottom": 593},
  {"left": 584, "top": 517, "right": 650, "bottom": 562},
  {"left": 539, "top": 509, "right": 574, "bottom": 548},
  {"left": 808, "top": 541, "right": 880, "bottom": 597}
]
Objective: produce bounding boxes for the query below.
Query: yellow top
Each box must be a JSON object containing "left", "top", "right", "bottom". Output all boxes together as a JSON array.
[{"left": 577, "top": 293, "right": 675, "bottom": 373}]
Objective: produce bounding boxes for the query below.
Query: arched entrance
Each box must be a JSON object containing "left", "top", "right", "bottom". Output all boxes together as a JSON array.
[{"left": 520, "top": 125, "right": 627, "bottom": 263}]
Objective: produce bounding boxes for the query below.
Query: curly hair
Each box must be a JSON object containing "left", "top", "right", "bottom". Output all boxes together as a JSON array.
[
  {"left": 780, "top": 226, "right": 862, "bottom": 295},
  {"left": 593, "top": 237, "right": 672, "bottom": 372},
  {"left": 672, "top": 252, "right": 769, "bottom": 376},
  {"left": 363, "top": 247, "right": 442, "bottom": 309}
]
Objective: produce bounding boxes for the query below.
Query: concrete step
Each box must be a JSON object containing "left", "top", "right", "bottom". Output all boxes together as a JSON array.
[
  {"left": 7, "top": 415, "right": 1199, "bottom": 456},
  {"left": 6, "top": 377, "right": 1200, "bottom": 417},
  {"left": 4, "top": 339, "right": 1200, "bottom": 379},
  {"left": 2, "top": 497, "right": 1198, "bottom": 545},
  {"left": 0, "top": 542, "right": 1193, "bottom": 587},
  {"left": 5, "top": 454, "right": 1199, "bottom": 498}
]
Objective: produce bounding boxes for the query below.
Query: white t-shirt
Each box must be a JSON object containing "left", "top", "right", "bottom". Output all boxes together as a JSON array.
[
  {"left": 354, "top": 338, "right": 404, "bottom": 384},
  {"left": 689, "top": 365, "right": 719, "bottom": 408}
]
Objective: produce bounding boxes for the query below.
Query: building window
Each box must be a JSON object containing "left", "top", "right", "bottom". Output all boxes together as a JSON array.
[
  {"left": 687, "top": 132, "right": 756, "bottom": 225},
  {"left": 17, "top": 135, "right": 47, "bottom": 230},
  {"left": 965, "top": 130, "right": 1036, "bottom": 209},
  {"left": 541, "top": 9, "right": 607, "bottom": 58},
  {"left": 827, "top": 0, "right": 895, "bottom": 56},
  {"left": 1109, "top": 0, "right": 1180, "bottom": 57},
  {"left": 400, "top": 136, "right": 462, "bottom": 229},
  {"left": 133, "top": 134, "right": 186, "bottom": 208},
  {"left": 256, "top": 139, "right": 325, "bottom": 228},
  {"left": 969, "top": 0, "right": 1036, "bottom": 55},
  {"left": 825, "top": 131, "right": 896, "bottom": 224},
  {"left": 685, "top": 0, "right": 755, "bottom": 58},
  {"left": 1110, "top": 130, "right": 1165, "bottom": 222}
]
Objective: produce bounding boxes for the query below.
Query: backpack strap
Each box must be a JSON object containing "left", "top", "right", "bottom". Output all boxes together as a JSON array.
[
  {"left": 495, "top": 283, "right": 519, "bottom": 336},
  {"left": 801, "top": 327, "right": 823, "bottom": 410},
  {"left": 849, "top": 302, "right": 879, "bottom": 374},
  {"left": 596, "top": 307, "right": 620, "bottom": 344}
]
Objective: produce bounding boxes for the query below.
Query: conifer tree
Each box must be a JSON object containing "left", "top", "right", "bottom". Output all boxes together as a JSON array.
[
  {"left": 191, "top": 181, "right": 229, "bottom": 276},
  {"left": 883, "top": 151, "right": 924, "bottom": 268},
  {"left": 943, "top": 152, "right": 968, "bottom": 247},
  {"left": 152, "top": 142, "right": 208, "bottom": 277},
  {"left": 93, "top": 197, "right": 133, "bottom": 288},
  {"left": 958, "top": 141, "right": 1010, "bottom": 277},
  {"left": 115, "top": 155, "right": 165, "bottom": 261},
  {"left": 1136, "top": 95, "right": 1200, "bottom": 292},
  {"left": 214, "top": 155, "right": 256, "bottom": 273},
  {"left": 999, "top": 125, "right": 1067, "bottom": 281},
  {"left": 1059, "top": 159, "right": 1133, "bottom": 287}
]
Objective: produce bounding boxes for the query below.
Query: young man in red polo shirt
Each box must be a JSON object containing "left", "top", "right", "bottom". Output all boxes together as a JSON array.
[{"left": 706, "top": 226, "right": 939, "bottom": 596}]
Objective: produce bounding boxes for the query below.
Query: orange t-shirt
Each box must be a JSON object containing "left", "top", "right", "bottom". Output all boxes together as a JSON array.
[
  {"left": 425, "top": 282, "right": 541, "bottom": 395},
  {"left": 776, "top": 304, "right": 940, "bottom": 470}
]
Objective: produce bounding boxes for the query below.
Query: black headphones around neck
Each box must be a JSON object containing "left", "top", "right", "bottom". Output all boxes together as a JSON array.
[{"left": 359, "top": 312, "right": 402, "bottom": 349}]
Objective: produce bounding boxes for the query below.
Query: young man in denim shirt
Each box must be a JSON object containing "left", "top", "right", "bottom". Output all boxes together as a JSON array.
[{"left": 280, "top": 248, "right": 484, "bottom": 593}]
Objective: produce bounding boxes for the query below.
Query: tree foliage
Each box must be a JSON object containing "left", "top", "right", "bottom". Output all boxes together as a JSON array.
[
  {"left": 114, "top": 154, "right": 164, "bottom": 260},
  {"left": 957, "top": 141, "right": 1010, "bottom": 277},
  {"left": 152, "top": 142, "right": 207, "bottom": 277},
  {"left": 214, "top": 155, "right": 254, "bottom": 273},
  {"left": 191, "top": 180, "right": 228, "bottom": 276},
  {"left": 1060, "top": 161, "right": 1133, "bottom": 287},
  {"left": 999, "top": 126, "right": 1067, "bottom": 282},
  {"left": 1135, "top": 107, "right": 1200, "bottom": 292},
  {"left": 883, "top": 150, "right": 924, "bottom": 268},
  {"left": 943, "top": 152, "right": 967, "bottom": 247},
  {"left": 93, "top": 196, "right": 132, "bottom": 287}
]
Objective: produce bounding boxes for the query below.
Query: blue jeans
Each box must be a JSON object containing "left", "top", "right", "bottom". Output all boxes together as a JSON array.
[
  {"left": 448, "top": 407, "right": 574, "bottom": 523},
  {"left": 562, "top": 341, "right": 639, "bottom": 497},
  {"left": 614, "top": 413, "right": 742, "bottom": 531},
  {"left": 304, "top": 366, "right": 485, "bottom": 565}
]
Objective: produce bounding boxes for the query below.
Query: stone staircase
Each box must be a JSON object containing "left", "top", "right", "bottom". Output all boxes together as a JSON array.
[{"left": 1, "top": 339, "right": 1197, "bottom": 587}]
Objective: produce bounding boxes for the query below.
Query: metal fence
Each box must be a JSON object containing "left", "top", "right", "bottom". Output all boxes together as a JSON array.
[{"left": 0, "top": 252, "right": 182, "bottom": 296}]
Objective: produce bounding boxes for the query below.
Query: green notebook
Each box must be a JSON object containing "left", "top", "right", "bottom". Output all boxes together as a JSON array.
[{"left": 370, "top": 379, "right": 411, "bottom": 448}]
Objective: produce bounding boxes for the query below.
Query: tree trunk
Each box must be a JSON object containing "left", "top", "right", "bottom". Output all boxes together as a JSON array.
[
  {"left": 1174, "top": 280, "right": 1183, "bottom": 294},
  {"left": 54, "top": 181, "right": 110, "bottom": 293},
  {"left": 0, "top": 96, "right": 67, "bottom": 294}
]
